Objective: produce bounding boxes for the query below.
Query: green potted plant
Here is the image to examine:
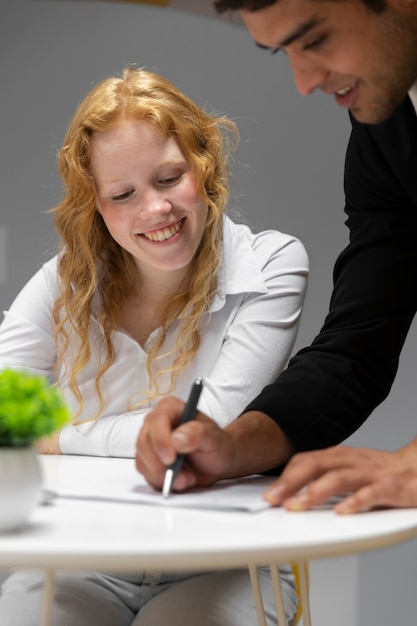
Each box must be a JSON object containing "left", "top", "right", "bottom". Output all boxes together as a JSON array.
[{"left": 0, "top": 368, "right": 70, "bottom": 531}]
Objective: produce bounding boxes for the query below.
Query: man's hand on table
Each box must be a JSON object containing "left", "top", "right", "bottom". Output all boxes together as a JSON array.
[{"left": 264, "top": 440, "right": 417, "bottom": 514}]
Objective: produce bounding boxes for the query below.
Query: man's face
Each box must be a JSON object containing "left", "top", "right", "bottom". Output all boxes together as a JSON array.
[{"left": 240, "top": 0, "right": 417, "bottom": 123}]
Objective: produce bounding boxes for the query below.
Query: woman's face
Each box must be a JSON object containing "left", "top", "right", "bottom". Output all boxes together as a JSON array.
[{"left": 91, "top": 119, "right": 208, "bottom": 281}]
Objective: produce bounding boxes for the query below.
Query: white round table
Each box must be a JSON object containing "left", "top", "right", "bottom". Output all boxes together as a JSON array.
[{"left": 1, "top": 455, "right": 417, "bottom": 626}]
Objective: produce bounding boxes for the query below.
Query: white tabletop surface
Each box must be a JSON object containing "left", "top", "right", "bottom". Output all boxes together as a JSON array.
[{"left": 1, "top": 455, "right": 417, "bottom": 573}]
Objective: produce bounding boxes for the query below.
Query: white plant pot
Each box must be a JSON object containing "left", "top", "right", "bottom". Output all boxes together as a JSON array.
[{"left": 0, "top": 446, "right": 42, "bottom": 532}]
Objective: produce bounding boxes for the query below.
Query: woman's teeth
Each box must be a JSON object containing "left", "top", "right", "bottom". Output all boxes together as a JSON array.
[{"left": 143, "top": 219, "right": 183, "bottom": 242}]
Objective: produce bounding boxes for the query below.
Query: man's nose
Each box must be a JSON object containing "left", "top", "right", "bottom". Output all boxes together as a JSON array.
[{"left": 288, "top": 53, "right": 328, "bottom": 96}]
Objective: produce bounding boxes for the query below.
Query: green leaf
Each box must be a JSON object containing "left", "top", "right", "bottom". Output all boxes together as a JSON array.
[{"left": 0, "top": 369, "right": 71, "bottom": 446}]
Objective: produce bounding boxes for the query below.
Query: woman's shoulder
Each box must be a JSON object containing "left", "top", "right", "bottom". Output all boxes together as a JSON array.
[
  {"left": 224, "top": 215, "right": 309, "bottom": 266},
  {"left": 39, "top": 255, "right": 60, "bottom": 286}
]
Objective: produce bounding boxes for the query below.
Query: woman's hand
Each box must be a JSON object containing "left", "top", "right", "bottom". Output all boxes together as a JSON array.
[{"left": 35, "top": 430, "right": 62, "bottom": 455}]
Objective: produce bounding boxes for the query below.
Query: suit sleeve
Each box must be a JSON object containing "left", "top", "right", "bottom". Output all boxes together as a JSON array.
[{"left": 245, "top": 103, "right": 417, "bottom": 452}]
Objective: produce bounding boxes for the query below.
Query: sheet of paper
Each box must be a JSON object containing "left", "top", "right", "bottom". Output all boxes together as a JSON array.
[{"left": 56, "top": 472, "right": 274, "bottom": 512}]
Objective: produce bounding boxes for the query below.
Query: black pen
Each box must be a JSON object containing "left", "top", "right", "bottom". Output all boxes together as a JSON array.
[{"left": 162, "top": 377, "right": 203, "bottom": 499}]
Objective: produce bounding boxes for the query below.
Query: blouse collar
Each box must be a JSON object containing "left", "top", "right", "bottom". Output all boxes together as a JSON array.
[{"left": 209, "top": 216, "right": 269, "bottom": 313}]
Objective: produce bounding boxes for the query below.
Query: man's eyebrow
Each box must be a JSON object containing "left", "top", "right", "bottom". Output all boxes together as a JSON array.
[
  {"left": 281, "top": 18, "right": 322, "bottom": 47},
  {"left": 255, "top": 17, "right": 323, "bottom": 53},
  {"left": 255, "top": 42, "right": 279, "bottom": 54}
]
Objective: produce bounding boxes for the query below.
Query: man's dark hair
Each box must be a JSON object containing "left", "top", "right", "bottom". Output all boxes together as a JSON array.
[
  {"left": 214, "top": 0, "right": 386, "bottom": 14},
  {"left": 214, "top": 0, "right": 275, "bottom": 11}
]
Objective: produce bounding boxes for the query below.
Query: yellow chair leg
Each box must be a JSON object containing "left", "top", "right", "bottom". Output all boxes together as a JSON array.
[{"left": 291, "top": 561, "right": 311, "bottom": 626}]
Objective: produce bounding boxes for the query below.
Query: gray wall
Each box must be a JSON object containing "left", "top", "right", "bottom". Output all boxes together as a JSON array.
[{"left": 1, "top": 1, "right": 416, "bottom": 623}]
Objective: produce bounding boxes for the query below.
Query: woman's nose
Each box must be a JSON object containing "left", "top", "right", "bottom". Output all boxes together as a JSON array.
[{"left": 138, "top": 189, "right": 172, "bottom": 219}]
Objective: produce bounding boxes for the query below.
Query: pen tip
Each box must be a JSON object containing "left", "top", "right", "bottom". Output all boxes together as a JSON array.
[{"left": 162, "top": 469, "right": 174, "bottom": 499}]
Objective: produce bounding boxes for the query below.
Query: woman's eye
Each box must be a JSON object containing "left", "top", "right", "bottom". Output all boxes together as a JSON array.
[
  {"left": 159, "top": 174, "right": 182, "bottom": 186},
  {"left": 112, "top": 190, "right": 133, "bottom": 202}
]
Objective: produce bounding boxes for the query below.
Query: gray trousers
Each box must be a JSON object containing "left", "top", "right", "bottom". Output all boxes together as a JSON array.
[{"left": 0, "top": 565, "right": 297, "bottom": 625}]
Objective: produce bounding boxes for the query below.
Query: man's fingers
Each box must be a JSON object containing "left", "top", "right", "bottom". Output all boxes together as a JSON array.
[
  {"left": 172, "top": 419, "right": 223, "bottom": 453},
  {"left": 264, "top": 445, "right": 384, "bottom": 509},
  {"left": 264, "top": 442, "right": 417, "bottom": 514},
  {"left": 136, "top": 397, "right": 187, "bottom": 480},
  {"left": 264, "top": 446, "right": 350, "bottom": 505},
  {"left": 282, "top": 467, "right": 367, "bottom": 510},
  {"left": 335, "top": 473, "right": 417, "bottom": 514},
  {"left": 146, "top": 397, "right": 189, "bottom": 464},
  {"left": 135, "top": 426, "right": 167, "bottom": 489},
  {"left": 136, "top": 400, "right": 225, "bottom": 492}
]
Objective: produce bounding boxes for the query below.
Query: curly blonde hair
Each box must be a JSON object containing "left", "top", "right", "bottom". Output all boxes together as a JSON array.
[{"left": 52, "top": 67, "right": 238, "bottom": 417}]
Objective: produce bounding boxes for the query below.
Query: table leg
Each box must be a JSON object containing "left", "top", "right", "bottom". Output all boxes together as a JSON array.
[
  {"left": 269, "top": 564, "right": 289, "bottom": 626},
  {"left": 248, "top": 565, "right": 268, "bottom": 626},
  {"left": 39, "top": 568, "right": 55, "bottom": 626}
]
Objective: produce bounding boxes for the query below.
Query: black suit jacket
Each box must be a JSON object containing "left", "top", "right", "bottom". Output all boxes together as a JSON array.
[{"left": 245, "top": 96, "right": 417, "bottom": 453}]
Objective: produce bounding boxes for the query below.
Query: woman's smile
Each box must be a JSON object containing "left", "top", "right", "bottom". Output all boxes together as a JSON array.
[{"left": 141, "top": 218, "right": 185, "bottom": 242}]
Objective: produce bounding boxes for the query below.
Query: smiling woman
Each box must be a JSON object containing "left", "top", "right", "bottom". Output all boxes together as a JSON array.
[
  {"left": 49, "top": 67, "right": 243, "bottom": 413},
  {"left": 0, "top": 66, "right": 308, "bottom": 626},
  {"left": 90, "top": 117, "right": 209, "bottom": 350}
]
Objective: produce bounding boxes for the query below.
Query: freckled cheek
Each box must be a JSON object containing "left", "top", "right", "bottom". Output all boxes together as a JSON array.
[
  {"left": 176, "top": 185, "right": 199, "bottom": 204},
  {"left": 173, "top": 185, "right": 208, "bottom": 224},
  {"left": 99, "top": 211, "right": 132, "bottom": 240},
  {"left": 179, "top": 177, "right": 205, "bottom": 204},
  {"left": 189, "top": 200, "right": 209, "bottom": 230}
]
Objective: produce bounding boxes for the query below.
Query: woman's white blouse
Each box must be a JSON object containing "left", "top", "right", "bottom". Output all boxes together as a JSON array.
[{"left": 0, "top": 217, "right": 308, "bottom": 457}]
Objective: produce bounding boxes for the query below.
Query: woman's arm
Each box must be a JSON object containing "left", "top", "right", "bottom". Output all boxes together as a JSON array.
[
  {"left": 197, "top": 231, "right": 309, "bottom": 426},
  {"left": 0, "top": 260, "right": 58, "bottom": 377}
]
